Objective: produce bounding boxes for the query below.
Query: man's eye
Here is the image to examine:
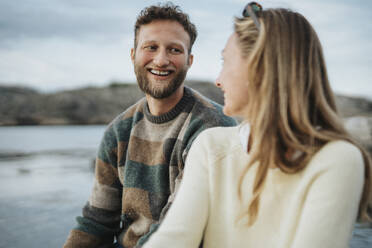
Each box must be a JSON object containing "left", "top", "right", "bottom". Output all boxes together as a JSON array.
[
  {"left": 145, "top": 45, "right": 157, "bottom": 51},
  {"left": 170, "top": 48, "right": 182, "bottom": 53}
]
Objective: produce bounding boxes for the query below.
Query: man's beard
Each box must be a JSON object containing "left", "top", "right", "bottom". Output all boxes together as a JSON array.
[{"left": 134, "top": 64, "right": 187, "bottom": 99}]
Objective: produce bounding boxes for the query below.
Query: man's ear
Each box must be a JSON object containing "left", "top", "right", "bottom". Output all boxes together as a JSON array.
[
  {"left": 188, "top": 54, "right": 194, "bottom": 67},
  {"left": 130, "top": 48, "right": 135, "bottom": 63}
]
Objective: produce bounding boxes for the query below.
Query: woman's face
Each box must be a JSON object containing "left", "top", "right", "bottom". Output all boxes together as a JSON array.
[{"left": 215, "top": 33, "right": 250, "bottom": 117}]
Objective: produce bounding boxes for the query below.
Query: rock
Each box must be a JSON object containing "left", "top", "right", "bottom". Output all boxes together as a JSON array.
[
  {"left": 343, "top": 116, "right": 372, "bottom": 157},
  {"left": 336, "top": 95, "right": 372, "bottom": 118},
  {"left": 0, "top": 84, "right": 144, "bottom": 125}
]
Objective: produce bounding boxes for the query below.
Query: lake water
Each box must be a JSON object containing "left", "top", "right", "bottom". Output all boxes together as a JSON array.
[
  {"left": 0, "top": 125, "right": 370, "bottom": 248},
  {"left": 0, "top": 125, "right": 105, "bottom": 248}
]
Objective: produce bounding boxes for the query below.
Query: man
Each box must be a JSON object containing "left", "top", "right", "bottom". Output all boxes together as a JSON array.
[{"left": 64, "top": 3, "right": 236, "bottom": 248}]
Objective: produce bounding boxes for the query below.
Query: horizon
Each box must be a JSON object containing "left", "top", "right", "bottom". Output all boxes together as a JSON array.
[{"left": 2, "top": 80, "right": 372, "bottom": 101}]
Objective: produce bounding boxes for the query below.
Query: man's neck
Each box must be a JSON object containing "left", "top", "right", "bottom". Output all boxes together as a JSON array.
[{"left": 146, "top": 86, "right": 184, "bottom": 116}]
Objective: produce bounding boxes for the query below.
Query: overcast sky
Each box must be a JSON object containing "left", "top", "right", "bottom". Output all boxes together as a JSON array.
[{"left": 1, "top": 0, "right": 371, "bottom": 98}]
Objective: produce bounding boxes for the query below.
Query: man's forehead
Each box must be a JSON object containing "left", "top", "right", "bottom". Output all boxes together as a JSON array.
[
  {"left": 140, "top": 39, "right": 184, "bottom": 46},
  {"left": 136, "top": 20, "right": 190, "bottom": 47},
  {"left": 138, "top": 20, "right": 186, "bottom": 35}
]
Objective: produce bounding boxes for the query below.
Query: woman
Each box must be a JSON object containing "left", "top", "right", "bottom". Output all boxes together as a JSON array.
[{"left": 143, "top": 2, "right": 371, "bottom": 248}]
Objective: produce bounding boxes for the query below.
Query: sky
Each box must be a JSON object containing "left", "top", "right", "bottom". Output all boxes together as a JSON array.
[{"left": 1, "top": 0, "right": 371, "bottom": 98}]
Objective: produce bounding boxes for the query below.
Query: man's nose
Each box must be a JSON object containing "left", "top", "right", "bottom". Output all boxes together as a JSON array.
[{"left": 153, "top": 49, "right": 170, "bottom": 67}]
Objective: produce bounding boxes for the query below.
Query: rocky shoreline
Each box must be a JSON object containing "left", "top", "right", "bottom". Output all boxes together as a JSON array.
[
  {"left": 0, "top": 81, "right": 227, "bottom": 125},
  {"left": 0, "top": 81, "right": 371, "bottom": 153}
]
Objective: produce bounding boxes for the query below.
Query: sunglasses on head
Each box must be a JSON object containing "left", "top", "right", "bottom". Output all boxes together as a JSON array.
[{"left": 242, "top": 2, "right": 263, "bottom": 30}]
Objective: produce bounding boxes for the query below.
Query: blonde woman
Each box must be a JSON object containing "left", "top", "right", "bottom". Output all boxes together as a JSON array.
[{"left": 143, "top": 2, "right": 371, "bottom": 248}]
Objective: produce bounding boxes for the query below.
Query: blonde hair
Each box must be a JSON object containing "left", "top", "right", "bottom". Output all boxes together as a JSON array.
[{"left": 234, "top": 8, "right": 371, "bottom": 225}]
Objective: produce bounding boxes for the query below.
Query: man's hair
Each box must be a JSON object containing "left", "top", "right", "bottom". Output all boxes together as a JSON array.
[{"left": 134, "top": 2, "right": 197, "bottom": 53}]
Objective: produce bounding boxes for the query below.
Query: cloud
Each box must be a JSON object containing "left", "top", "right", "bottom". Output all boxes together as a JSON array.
[
  {"left": 0, "top": 0, "right": 134, "bottom": 44},
  {"left": 0, "top": 35, "right": 135, "bottom": 91},
  {"left": 0, "top": 0, "right": 371, "bottom": 98}
]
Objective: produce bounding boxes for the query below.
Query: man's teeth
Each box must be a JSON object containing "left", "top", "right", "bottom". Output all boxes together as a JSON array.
[{"left": 150, "top": 70, "right": 171, "bottom": 76}]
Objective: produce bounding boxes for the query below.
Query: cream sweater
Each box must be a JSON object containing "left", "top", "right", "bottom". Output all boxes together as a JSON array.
[{"left": 143, "top": 126, "right": 364, "bottom": 248}]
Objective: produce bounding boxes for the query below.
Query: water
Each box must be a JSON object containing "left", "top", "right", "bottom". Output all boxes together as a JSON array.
[
  {"left": 0, "top": 126, "right": 370, "bottom": 248},
  {"left": 0, "top": 125, "right": 106, "bottom": 248}
]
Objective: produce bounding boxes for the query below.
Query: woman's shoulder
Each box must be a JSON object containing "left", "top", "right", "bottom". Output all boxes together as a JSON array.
[
  {"left": 307, "top": 140, "right": 364, "bottom": 176},
  {"left": 189, "top": 126, "right": 241, "bottom": 157},
  {"left": 197, "top": 125, "right": 240, "bottom": 144},
  {"left": 317, "top": 140, "right": 362, "bottom": 161}
]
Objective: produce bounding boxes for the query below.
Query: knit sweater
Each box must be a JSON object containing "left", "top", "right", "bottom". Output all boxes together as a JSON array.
[
  {"left": 63, "top": 87, "right": 236, "bottom": 248},
  {"left": 144, "top": 126, "right": 365, "bottom": 248}
]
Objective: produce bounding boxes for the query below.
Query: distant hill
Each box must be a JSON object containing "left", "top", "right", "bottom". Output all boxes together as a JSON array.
[
  {"left": 0, "top": 83, "right": 143, "bottom": 125},
  {"left": 1, "top": 80, "right": 371, "bottom": 154},
  {"left": 0, "top": 81, "right": 225, "bottom": 126},
  {"left": 0, "top": 80, "right": 370, "bottom": 125}
]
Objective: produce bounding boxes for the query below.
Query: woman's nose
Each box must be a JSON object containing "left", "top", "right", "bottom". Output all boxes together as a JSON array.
[{"left": 215, "top": 77, "right": 222, "bottom": 88}]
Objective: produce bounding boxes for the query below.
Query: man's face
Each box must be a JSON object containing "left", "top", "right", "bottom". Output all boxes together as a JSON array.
[{"left": 131, "top": 20, "right": 193, "bottom": 99}]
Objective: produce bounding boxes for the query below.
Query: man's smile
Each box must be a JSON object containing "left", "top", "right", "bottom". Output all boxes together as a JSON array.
[{"left": 148, "top": 69, "right": 174, "bottom": 77}]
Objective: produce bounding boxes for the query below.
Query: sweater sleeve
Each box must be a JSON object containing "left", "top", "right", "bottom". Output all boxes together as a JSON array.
[
  {"left": 64, "top": 124, "right": 123, "bottom": 248},
  {"left": 290, "top": 142, "right": 365, "bottom": 248},
  {"left": 143, "top": 132, "right": 210, "bottom": 248}
]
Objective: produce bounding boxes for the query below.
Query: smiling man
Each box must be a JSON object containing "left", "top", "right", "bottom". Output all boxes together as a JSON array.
[{"left": 63, "top": 3, "right": 236, "bottom": 248}]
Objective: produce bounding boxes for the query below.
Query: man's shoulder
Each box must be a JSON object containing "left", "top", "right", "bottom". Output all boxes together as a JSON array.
[
  {"left": 107, "top": 97, "right": 146, "bottom": 131},
  {"left": 187, "top": 86, "right": 221, "bottom": 110},
  {"left": 187, "top": 87, "right": 236, "bottom": 126}
]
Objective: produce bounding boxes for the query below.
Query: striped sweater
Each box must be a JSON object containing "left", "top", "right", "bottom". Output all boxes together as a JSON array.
[{"left": 64, "top": 86, "right": 237, "bottom": 248}]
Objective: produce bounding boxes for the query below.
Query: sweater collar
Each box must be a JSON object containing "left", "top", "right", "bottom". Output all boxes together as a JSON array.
[
  {"left": 143, "top": 86, "right": 194, "bottom": 124},
  {"left": 239, "top": 122, "right": 251, "bottom": 153}
]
